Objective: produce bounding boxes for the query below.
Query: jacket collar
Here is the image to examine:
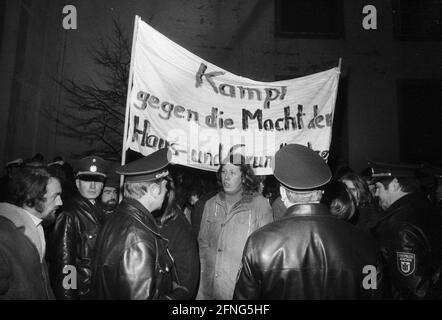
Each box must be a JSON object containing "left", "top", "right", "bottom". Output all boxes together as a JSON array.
[
  {"left": 372, "top": 192, "right": 423, "bottom": 225},
  {"left": 71, "top": 192, "right": 102, "bottom": 223},
  {"left": 215, "top": 191, "right": 256, "bottom": 208},
  {"left": 122, "top": 198, "right": 166, "bottom": 240},
  {"left": 0, "top": 202, "right": 43, "bottom": 258},
  {"left": 284, "top": 203, "right": 331, "bottom": 217},
  {"left": 124, "top": 198, "right": 155, "bottom": 222}
]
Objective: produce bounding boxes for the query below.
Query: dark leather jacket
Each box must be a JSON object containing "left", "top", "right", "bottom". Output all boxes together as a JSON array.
[
  {"left": 158, "top": 211, "right": 200, "bottom": 299},
  {"left": 48, "top": 193, "right": 103, "bottom": 300},
  {"left": 91, "top": 199, "right": 174, "bottom": 299},
  {"left": 233, "top": 203, "right": 383, "bottom": 299},
  {"left": 371, "top": 192, "right": 442, "bottom": 299}
]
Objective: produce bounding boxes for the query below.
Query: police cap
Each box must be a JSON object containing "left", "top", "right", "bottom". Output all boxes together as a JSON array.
[
  {"left": 76, "top": 156, "right": 107, "bottom": 180},
  {"left": 273, "top": 144, "right": 332, "bottom": 190},
  {"left": 368, "top": 161, "right": 418, "bottom": 180},
  {"left": 116, "top": 148, "right": 171, "bottom": 183},
  {"left": 6, "top": 158, "right": 23, "bottom": 168}
]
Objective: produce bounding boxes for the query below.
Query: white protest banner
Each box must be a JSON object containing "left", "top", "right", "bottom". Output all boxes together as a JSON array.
[{"left": 124, "top": 17, "right": 340, "bottom": 175}]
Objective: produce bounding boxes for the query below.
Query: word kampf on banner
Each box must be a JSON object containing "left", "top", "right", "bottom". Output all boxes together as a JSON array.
[
  {"left": 195, "top": 63, "right": 288, "bottom": 109},
  {"left": 121, "top": 16, "right": 341, "bottom": 175}
]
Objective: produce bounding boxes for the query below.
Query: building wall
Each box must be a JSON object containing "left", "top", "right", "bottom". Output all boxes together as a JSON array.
[
  {"left": 1, "top": 0, "right": 441, "bottom": 171},
  {"left": 0, "top": 0, "right": 65, "bottom": 165}
]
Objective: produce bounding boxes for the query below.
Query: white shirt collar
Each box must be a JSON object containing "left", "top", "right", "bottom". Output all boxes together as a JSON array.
[{"left": 22, "top": 208, "right": 43, "bottom": 227}]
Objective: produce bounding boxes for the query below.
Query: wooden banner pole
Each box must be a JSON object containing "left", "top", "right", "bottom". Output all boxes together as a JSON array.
[{"left": 119, "top": 15, "right": 140, "bottom": 199}]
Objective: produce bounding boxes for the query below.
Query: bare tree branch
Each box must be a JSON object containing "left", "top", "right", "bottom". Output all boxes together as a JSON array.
[{"left": 49, "top": 18, "right": 130, "bottom": 160}]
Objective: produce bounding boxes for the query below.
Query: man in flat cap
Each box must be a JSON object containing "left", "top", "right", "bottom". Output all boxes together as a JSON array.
[
  {"left": 369, "top": 162, "right": 442, "bottom": 299},
  {"left": 48, "top": 155, "right": 108, "bottom": 300},
  {"left": 233, "top": 144, "right": 382, "bottom": 299},
  {"left": 92, "top": 148, "right": 177, "bottom": 299}
]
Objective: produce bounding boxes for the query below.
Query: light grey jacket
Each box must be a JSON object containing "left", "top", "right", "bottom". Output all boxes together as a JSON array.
[{"left": 197, "top": 192, "right": 273, "bottom": 300}]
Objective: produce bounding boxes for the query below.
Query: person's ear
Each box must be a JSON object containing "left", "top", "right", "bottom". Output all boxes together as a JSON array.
[
  {"left": 391, "top": 178, "right": 400, "bottom": 192},
  {"left": 148, "top": 183, "right": 160, "bottom": 197},
  {"left": 75, "top": 179, "right": 80, "bottom": 189}
]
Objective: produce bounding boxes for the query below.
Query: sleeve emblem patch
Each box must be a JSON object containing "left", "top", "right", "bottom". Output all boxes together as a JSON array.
[{"left": 396, "top": 252, "right": 416, "bottom": 276}]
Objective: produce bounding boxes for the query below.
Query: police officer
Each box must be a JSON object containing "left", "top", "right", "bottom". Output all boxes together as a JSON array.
[
  {"left": 92, "top": 148, "right": 177, "bottom": 299},
  {"left": 233, "top": 144, "right": 382, "bottom": 299},
  {"left": 369, "top": 162, "right": 442, "bottom": 299},
  {"left": 48, "top": 155, "right": 107, "bottom": 300}
]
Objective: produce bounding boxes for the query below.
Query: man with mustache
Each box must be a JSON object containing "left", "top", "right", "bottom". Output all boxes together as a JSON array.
[
  {"left": 100, "top": 171, "right": 119, "bottom": 222},
  {"left": 48, "top": 155, "right": 107, "bottom": 300},
  {"left": 0, "top": 167, "right": 62, "bottom": 299}
]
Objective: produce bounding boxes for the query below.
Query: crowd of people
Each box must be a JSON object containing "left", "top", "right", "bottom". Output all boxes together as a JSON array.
[{"left": 1, "top": 147, "right": 442, "bottom": 300}]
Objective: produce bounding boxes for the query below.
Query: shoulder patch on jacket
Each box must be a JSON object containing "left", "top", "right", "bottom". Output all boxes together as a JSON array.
[{"left": 396, "top": 252, "right": 416, "bottom": 276}]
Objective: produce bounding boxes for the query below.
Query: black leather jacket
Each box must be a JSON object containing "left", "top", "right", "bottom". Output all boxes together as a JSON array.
[
  {"left": 48, "top": 193, "right": 103, "bottom": 300},
  {"left": 371, "top": 192, "right": 442, "bottom": 299},
  {"left": 158, "top": 211, "right": 200, "bottom": 299},
  {"left": 233, "top": 203, "right": 383, "bottom": 299},
  {"left": 91, "top": 199, "right": 174, "bottom": 299}
]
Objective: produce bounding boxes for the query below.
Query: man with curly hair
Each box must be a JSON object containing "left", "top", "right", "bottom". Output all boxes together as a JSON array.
[
  {"left": 197, "top": 153, "right": 273, "bottom": 300},
  {"left": 0, "top": 167, "right": 62, "bottom": 299}
]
